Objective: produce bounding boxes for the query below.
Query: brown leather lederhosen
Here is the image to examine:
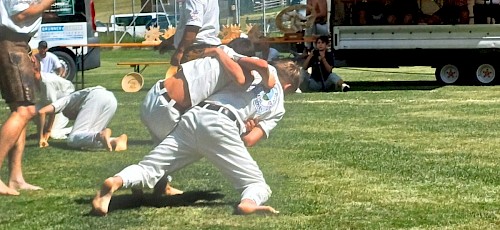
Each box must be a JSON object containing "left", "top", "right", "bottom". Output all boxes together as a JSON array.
[{"left": 0, "top": 26, "right": 38, "bottom": 104}]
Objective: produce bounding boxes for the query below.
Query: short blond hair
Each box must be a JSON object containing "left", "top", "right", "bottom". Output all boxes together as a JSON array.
[{"left": 271, "top": 59, "right": 301, "bottom": 94}]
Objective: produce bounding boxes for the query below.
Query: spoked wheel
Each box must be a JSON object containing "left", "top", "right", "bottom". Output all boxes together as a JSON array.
[
  {"left": 275, "top": 4, "right": 316, "bottom": 34},
  {"left": 435, "top": 64, "right": 463, "bottom": 85},
  {"left": 474, "top": 63, "right": 496, "bottom": 85}
]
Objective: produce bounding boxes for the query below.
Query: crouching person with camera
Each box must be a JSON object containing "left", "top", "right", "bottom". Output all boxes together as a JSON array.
[{"left": 299, "top": 36, "right": 350, "bottom": 92}]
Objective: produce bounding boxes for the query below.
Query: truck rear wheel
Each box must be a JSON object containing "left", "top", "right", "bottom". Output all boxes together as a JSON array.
[
  {"left": 53, "top": 51, "right": 77, "bottom": 82},
  {"left": 435, "top": 64, "right": 462, "bottom": 85},
  {"left": 474, "top": 63, "right": 496, "bottom": 85}
]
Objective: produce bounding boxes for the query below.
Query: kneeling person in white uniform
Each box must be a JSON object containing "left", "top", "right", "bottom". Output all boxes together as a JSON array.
[
  {"left": 38, "top": 86, "right": 128, "bottom": 152},
  {"left": 36, "top": 72, "right": 75, "bottom": 140}
]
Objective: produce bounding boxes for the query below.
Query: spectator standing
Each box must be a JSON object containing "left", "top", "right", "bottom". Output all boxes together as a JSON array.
[
  {"left": 158, "top": 0, "right": 221, "bottom": 66},
  {"left": 0, "top": 0, "right": 55, "bottom": 196},
  {"left": 307, "top": 0, "right": 329, "bottom": 35}
]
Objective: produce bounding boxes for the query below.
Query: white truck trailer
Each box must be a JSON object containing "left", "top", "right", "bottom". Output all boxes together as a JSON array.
[{"left": 331, "top": 4, "right": 500, "bottom": 85}]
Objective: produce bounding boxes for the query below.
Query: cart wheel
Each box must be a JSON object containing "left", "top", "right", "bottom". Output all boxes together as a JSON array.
[{"left": 275, "top": 4, "right": 316, "bottom": 34}]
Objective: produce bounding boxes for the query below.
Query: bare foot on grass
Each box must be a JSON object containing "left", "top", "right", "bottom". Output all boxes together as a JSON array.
[
  {"left": 91, "top": 177, "right": 122, "bottom": 216},
  {"left": 9, "top": 180, "right": 42, "bottom": 191},
  {"left": 153, "top": 176, "right": 183, "bottom": 196},
  {"left": 99, "top": 128, "right": 113, "bottom": 151},
  {"left": 112, "top": 134, "right": 128, "bottom": 152},
  {"left": 39, "top": 139, "right": 49, "bottom": 148},
  {"left": 0, "top": 180, "right": 20, "bottom": 196},
  {"left": 165, "top": 184, "right": 183, "bottom": 196},
  {"left": 39, "top": 133, "right": 50, "bottom": 148},
  {"left": 236, "top": 199, "right": 279, "bottom": 215}
]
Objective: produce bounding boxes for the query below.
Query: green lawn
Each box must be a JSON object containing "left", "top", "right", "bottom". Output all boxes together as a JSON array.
[{"left": 1, "top": 49, "right": 499, "bottom": 229}]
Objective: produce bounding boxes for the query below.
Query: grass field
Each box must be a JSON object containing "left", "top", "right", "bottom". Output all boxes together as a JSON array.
[{"left": 1, "top": 49, "right": 500, "bottom": 229}]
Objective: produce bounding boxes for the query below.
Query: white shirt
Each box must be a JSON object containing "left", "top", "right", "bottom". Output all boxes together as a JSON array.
[
  {"left": 36, "top": 52, "right": 62, "bottom": 74},
  {"left": 180, "top": 45, "right": 246, "bottom": 107},
  {"left": 173, "top": 0, "right": 221, "bottom": 48},
  {"left": 204, "top": 65, "right": 285, "bottom": 137},
  {"left": 52, "top": 86, "right": 105, "bottom": 120},
  {"left": 38, "top": 72, "right": 74, "bottom": 106},
  {"left": 0, "top": 0, "right": 43, "bottom": 35}
]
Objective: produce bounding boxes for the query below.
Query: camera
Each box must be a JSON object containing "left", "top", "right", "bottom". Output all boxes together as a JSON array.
[{"left": 313, "top": 49, "right": 320, "bottom": 57}]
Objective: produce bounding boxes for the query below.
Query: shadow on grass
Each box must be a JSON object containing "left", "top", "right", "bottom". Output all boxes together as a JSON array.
[
  {"left": 77, "top": 190, "right": 226, "bottom": 215},
  {"left": 347, "top": 80, "right": 443, "bottom": 91},
  {"left": 26, "top": 133, "right": 154, "bottom": 150}
]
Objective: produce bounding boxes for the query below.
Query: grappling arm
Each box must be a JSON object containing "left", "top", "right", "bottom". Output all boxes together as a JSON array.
[
  {"left": 204, "top": 48, "right": 246, "bottom": 86},
  {"left": 170, "top": 25, "right": 200, "bottom": 66},
  {"left": 241, "top": 119, "right": 266, "bottom": 147},
  {"left": 238, "top": 57, "right": 276, "bottom": 89},
  {"left": 38, "top": 105, "right": 56, "bottom": 148}
]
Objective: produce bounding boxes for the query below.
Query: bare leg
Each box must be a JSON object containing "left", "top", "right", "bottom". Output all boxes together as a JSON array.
[
  {"left": 111, "top": 134, "right": 128, "bottom": 152},
  {"left": 9, "top": 127, "right": 42, "bottom": 191},
  {"left": 0, "top": 105, "right": 36, "bottom": 196},
  {"left": 98, "top": 128, "right": 113, "bottom": 151},
  {"left": 236, "top": 199, "right": 279, "bottom": 215},
  {"left": 91, "top": 176, "right": 124, "bottom": 216}
]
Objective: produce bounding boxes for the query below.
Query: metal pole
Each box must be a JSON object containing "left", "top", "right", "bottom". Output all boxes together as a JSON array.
[
  {"left": 263, "top": 0, "right": 266, "bottom": 36},
  {"left": 174, "top": 0, "right": 178, "bottom": 26},
  {"left": 159, "top": 0, "right": 168, "bottom": 15},
  {"left": 330, "top": 0, "right": 334, "bottom": 40},
  {"left": 132, "top": 0, "right": 136, "bottom": 41},
  {"left": 118, "top": 0, "right": 151, "bottom": 43},
  {"left": 235, "top": 0, "right": 240, "bottom": 25},
  {"left": 113, "top": 0, "right": 116, "bottom": 43}
]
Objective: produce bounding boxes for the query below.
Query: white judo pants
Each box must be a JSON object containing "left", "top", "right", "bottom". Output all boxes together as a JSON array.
[
  {"left": 67, "top": 89, "right": 117, "bottom": 149},
  {"left": 117, "top": 106, "right": 272, "bottom": 205},
  {"left": 140, "top": 80, "right": 181, "bottom": 145}
]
